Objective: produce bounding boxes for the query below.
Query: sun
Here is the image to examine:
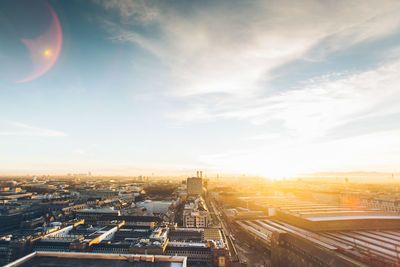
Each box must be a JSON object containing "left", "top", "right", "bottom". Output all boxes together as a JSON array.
[{"left": 43, "top": 49, "right": 52, "bottom": 58}]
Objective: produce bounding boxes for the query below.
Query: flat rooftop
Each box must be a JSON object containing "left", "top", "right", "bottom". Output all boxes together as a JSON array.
[
  {"left": 78, "top": 209, "right": 119, "bottom": 213},
  {"left": 276, "top": 210, "right": 400, "bottom": 231},
  {"left": 307, "top": 215, "right": 400, "bottom": 221},
  {"left": 238, "top": 219, "right": 400, "bottom": 266},
  {"left": 5, "top": 252, "right": 187, "bottom": 267}
]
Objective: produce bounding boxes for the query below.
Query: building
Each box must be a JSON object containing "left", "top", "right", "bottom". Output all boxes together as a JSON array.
[
  {"left": 79, "top": 189, "right": 119, "bottom": 200},
  {"left": 234, "top": 197, "right": 400, "bottom": 267},
  {"left": 183, "top": 198, "right": 208, "bottom": 228},
  {"left": 187, "top": 177, "right": 203, "bottom": 196},
  {"left": 165, "top": 241, "right": 212, "bottom": 265},
  {"left": 62, "top": 204, "right": 87, "bottom": 216},
  {"left": 203, "top": 228, "right": 222, "bottom": 241},
  {"left": 183, "top": 210, "right": 208, "bottom": 228},
  {"left": 5, "top": 251, "right": 187, "bottom": 267},
  {"left": 2, "top": 214, "right": 228, "bottom": 267},
  {"left": 76, "top": 209, "right": 120, "bottom": 225},
  {"left": 166, "top": 227, "right": 229, "bottom": 266}
]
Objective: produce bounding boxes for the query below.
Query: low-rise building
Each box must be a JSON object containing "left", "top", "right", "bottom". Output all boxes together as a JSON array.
[
  {"left": 183, "top": 197, "right": 208, "bottom": 228},
  {"left": 5, "top": 251, "right": 187, "bottom": 267}
]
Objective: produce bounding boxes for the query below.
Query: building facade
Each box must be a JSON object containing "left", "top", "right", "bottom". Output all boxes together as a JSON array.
[{"left": 187, "top": 177, "right": 203, "bottom": 196}]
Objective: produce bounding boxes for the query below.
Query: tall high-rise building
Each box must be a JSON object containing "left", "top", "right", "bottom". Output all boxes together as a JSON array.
[{"left": 187, "top": 177, "right": 203, "bottom": 196}]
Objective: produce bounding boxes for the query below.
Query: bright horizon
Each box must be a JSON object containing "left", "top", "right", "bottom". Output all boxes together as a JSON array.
[{"left": 1, "top": 0, "right": 400, "bottom": 178}]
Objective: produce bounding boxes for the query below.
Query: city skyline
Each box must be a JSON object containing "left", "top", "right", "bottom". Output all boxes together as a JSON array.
[{"left": 1, "top": 0, "right": 400, "bottom": 178}]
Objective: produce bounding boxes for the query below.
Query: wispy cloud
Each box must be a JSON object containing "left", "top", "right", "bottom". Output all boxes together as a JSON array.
[
  {"left": 0, "top": 122, "right": 67, "bottom": 137},
  {"left": 93, "top": 0, "right": 160, "bottom": 24},
  {"left": 94, "top": 0, "right": 400, "bottom": 174},
  {"left": 97, "top": 0, "right": 400, "bottom": 95},
  {"left": 221, "top": 60, "right": 400, "bottom": 136},
  {"left": 96, "top": 0, "right": 400, "bottom": 125}
]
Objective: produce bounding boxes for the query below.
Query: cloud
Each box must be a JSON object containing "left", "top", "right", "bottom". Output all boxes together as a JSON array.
[
  {"left": 94, "top": 0, "right": 400, "bottom": 174},
  {"left": 199, "top": 128, "right": 400, "bottom": 177},
  {"left": 0, "top": 121, "right": 67, "bottom": 137},
  {"left": 93, "top": 0, "right": 160, "bottom": 24},
  {"left": 73, "top": 148, "right": 86, "bottom": 155},
  {"left": 96, "top": 0, "right": 400, "bottom": 95},
  {"left": 96, "top": 0, "right": 400, "bottom": 127},
  {"left": 245, "top": 133, "right": 280, "bottom": 141},
  {"left": 191, "top": 59, "right": 400, "bottom": 175},
  {"left": 222, "top": 60, "right": 400, "bottom": 136}
]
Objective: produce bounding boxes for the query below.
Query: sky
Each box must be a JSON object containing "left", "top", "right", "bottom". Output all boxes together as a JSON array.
[{"left": 0, "top": 0, "right": 400, "bottom": 178}]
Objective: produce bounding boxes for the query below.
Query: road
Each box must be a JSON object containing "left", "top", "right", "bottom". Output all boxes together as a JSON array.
[
  {"left": 234, "top": 239, "right": 272, "bottom": 267},
  {"left": 206, "top": 196, "right": 272, "bottom": 266}
]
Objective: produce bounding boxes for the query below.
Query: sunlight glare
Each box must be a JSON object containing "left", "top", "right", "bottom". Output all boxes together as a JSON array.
[{"left": 44, "top": 49, "right": 52, "bottom": 58}]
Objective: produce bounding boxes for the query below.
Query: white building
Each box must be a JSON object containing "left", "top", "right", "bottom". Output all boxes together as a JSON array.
[{"left": 183, "top": 198, "right": 208, "bottom": 228}]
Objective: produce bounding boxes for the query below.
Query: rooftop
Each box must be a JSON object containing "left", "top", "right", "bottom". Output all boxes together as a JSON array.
[
  {"left": 307, "top": 215, "right": 400, "bottom": 221},
  {"left": 5, "top": 251, "right": 187, "bottom": 267},
  {"left": 238, "top": 218, "right": 400, "bottom": 266},
  {"left": 78, "top": 209, "right": 119, "bottom": 213}
]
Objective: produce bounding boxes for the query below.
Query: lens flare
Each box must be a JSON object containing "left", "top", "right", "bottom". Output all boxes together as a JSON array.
[
  {"left": 44, "top": 49, "right": 52, "bottom": 57},
  {"left": 16, "top": 4, "right": 62, "bottom": 83}
]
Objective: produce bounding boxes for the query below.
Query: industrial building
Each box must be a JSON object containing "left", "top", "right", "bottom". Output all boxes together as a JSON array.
[
  {"left": 5, "top": 216, "right": 230, "bottom": 266},
  {"left": 4, "top": 251, "right": 187, "bottom": 267},
  {"left": 234, "top": 199, "right": 400, "bottom": 267},
  {"left": 167, "top": 227, "right": 229, "bottom": 266},
  {"left": 76, "top": 208, "right": 163, "bottom": 227}
]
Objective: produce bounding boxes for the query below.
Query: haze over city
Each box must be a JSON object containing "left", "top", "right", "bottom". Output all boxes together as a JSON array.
[
  {"left": 4, "top": 2, "right": 400, "bottom": 267},
  {"left": 1, "top": 0, "right": 400, "bottom": 178}
]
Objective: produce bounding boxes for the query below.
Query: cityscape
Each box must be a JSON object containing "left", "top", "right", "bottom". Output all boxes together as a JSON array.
[
  {"left": 2, "top": 173, "right": 400, "bottom": 266},
  {"left": 2, "top": 0, "right": 400, "bottom": 266}
]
